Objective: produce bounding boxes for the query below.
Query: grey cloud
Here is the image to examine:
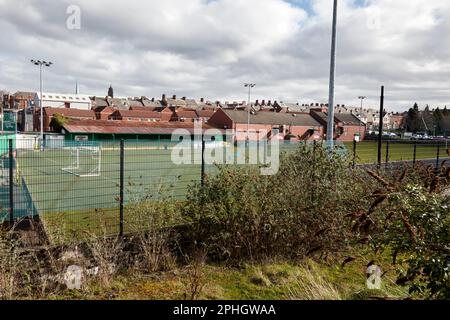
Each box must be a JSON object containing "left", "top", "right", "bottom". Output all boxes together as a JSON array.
[{"left": 0, "top": 0, "right": 449, "bottom": 111}]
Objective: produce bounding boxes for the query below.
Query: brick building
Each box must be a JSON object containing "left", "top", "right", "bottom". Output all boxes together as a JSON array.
[
  {"left": 209, "top": 109, "right": 323, "bottom": 141},
  {"left": 310, "top": 110, "right": 366, "bottom": 141},
  {"left": 108, "top": 110, "right": 162, "bottom": 122},
  {"left": 42, "top": 108, "right": 96, "bottom": 132}
]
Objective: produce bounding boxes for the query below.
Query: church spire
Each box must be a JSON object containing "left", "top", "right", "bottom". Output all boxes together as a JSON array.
[{"left": 108, "top": 84, "right": 114, "bottom": 98}]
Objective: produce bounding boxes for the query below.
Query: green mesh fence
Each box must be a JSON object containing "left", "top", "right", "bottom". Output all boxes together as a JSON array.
[{"left": 2, "top": 138, "right": 340, "bottom": 233}]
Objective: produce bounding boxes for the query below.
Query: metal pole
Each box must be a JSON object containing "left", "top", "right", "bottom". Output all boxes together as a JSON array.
[
  {"left": 436, "top": 142, "right": 441, "bottom": 173},
  {"left": 385, "top": 140, "right": 390, "bottom": 168},
  {"left": 201, "top": 136, "right": 206, "bottom": 187},
  {"left": 377, "top": 86, "right": 384, "bottom": 167},
  {"left": 352, "top": 139, "right": 357, "bottom": 169},
  {"left": 247, "top": 85, "right": 251, "bottom": 135},
  {"left": 9, "top": 139, "right": 14, "bottom": 225},
  {"left": 40, "top": 64, "right": 43, "bottom": 149},
  {"left": 244, "top": 83, "right": 255, "bottom": 146},
  {"left": 326, "top": 0, "right": 338, "bottom": 147},
  {"left": 413, "top": 141, "right": 417, "bottom": 166},
  {"left": 14, "top": 112, "right": 17, "bottom": 135},
  {"left": 119, "top": 139, "right": 124, "bottom": 236},
  {"left": 358, "top": 96, "right": 366, "bottom": 139}
]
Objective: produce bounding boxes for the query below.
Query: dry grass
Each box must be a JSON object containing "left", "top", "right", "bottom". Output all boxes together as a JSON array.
[{"left": 285, "top": 263, "right": 342, "bottom": 301}]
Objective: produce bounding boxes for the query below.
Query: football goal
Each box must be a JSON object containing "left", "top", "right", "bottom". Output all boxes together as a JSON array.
[{"left": 62, "top": 146, "right": 102, "bottom": 177}]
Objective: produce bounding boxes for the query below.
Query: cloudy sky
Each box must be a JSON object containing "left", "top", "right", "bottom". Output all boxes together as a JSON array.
[{"left": 0, "top": 0, "right": 449, "bottom": 111}]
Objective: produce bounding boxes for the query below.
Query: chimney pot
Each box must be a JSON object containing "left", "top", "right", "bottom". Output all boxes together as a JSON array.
[
  {"left": 182, "top": 97, "right": 186, "bottom": 100},
  {"left": 200, "top": 98, "right": 204, "bottom": 103},
  {"left": 172, "top": 95, "right": 177, "bottom": 100}
]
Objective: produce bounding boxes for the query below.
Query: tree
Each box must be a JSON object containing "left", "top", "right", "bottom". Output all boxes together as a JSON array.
[
  {"left": 406, "top": 103, "right": 421, "bottom": 132},
  {"left": 422, "top": 105, "right": 434, "bottom": 133},
  {"left": 49, "top": 113, "right": 68, "bottom": 133},
  {"left": 433, "top": 108, "right": 443, "bottom": 135}
]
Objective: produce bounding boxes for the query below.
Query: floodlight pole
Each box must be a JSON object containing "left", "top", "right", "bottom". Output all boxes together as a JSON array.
[
  {"left": 326, "top": 0, "right": 338, "bottom": 148},
  {"left": 244, "top": 83, "right": 256, "bottom": 141},
  {"left": 31, "top": 60, "right": 52, "bottom": 150},
  {"left": 358, "top": 96, "right": 366, "bottom": 139}
]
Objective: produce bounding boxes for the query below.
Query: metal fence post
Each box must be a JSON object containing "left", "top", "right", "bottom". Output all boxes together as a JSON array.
[
  {"left": 436, "top": 142, "right": 441, "bottom": 173},
  {"left": 9, "top": 139, "right": 14, "bottom": 226},
  {"left": 385, "top": 140, "right": 390, "bottom": 168},
  {"left": 377, "top": 86, "right": 384, "bottom": 168},
  {"left": 201, "top": 136, "right": 205, "bottom": 187},
  {"left": 264, "top": 138, "right": 267, "bottom": 165},
  {"left": 119, "top": 139, "right": 124, "bottom": 236},
  {"left": 413, "top": 141, "right": 417, "bottom": 166},
  {"left": 352, "top": 139, "right": 356, "bottom": 169}
]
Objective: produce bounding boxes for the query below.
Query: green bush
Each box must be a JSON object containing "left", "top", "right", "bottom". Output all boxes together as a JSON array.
[
  {"left": 356, "top": 167, "right": 450, "bottom": 299},
  {"left": 183, "top": 145, "right": 370, "bottom": 261}
]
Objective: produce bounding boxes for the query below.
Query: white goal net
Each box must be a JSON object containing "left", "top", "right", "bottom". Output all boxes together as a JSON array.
[{"left": 62, "top": 146, "right": 102, "bottom": 177}]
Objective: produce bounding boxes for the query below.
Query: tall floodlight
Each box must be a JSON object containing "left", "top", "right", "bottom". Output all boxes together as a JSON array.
[
  {"left": 358, "top": 96, "right": 367, "bottom": 139},
  {"left": 31, "top": 59, "right": 53, "bottom": 149},
  {"left": 326, "top": 0, "right": 338, "bottom": 147},
  {"left": 244, "top": 83, "right": 256, "bottom": 139},
  {"left": 358, "top": 96, "right": 367, "bottom": 109}
]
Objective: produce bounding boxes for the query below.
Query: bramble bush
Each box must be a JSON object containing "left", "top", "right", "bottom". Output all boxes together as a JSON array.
[
  {"left": 353, "top": 166, "right": 450, "bottom": 299},
  {"left": 183, "top": 145, "right": 371, "bottom": 261}
]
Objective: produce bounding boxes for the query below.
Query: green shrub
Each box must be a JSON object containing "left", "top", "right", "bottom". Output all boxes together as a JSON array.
[
  {"left": 183, "top": 145, "right": 370, "bottom": 261},
  {"left": 356, "top": 167, "right": 450, "bottom": 299}
]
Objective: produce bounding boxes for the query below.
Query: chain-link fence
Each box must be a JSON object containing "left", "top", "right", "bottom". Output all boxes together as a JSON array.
[{"left": 1, "top": 137, "right": 448, "bottom": 238}]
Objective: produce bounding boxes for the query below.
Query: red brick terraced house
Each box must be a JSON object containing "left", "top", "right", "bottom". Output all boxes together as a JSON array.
[
  {"left": 310, "top": 110, "right": 366, "bottom": 141},
  {"left": 108, "top": 110, "right": 162, "bottom": 122},
  {"left": 93, "top": 106, "right": 115, "bottom": 120},
  {"left": 208, "top": 109, "right": 323, "bottom": 142},
  {"left": 195, "top": 109, "right": 215, "bottom": 123},
  {"left": 171, "top": 109, "right": 199, "bottom": 122}
]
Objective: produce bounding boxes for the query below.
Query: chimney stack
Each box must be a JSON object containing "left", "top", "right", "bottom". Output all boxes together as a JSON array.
[
  {"left": 255, "top": 100, "right": 259, "bottom": 106},
  {"left": 200, "top": 98, "right": 204, "bottom": 103},
  {"left": 182, "top": 97, "right": 186, "bottom": 100}
]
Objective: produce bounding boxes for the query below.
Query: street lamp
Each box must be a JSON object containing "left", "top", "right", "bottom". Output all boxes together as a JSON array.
[
  {"left": 326, "top": 0, "right": 338, "bottom": 148},
  {"left": 244, "top": 83, "right": 256, "bottom": 140},
  {"left": 358, "top": 96, "right": 366, "bottom": 139},
  {"left": 31, "top": 59, "right": 53, "bottom": 150},
  {"left": 358, "top": 96, "right": 366, "bottom": 109}
]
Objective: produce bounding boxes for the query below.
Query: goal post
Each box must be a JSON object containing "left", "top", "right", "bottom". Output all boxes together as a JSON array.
[{"left": 62, "top": 145, "right": 102, "bottom": 177}]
